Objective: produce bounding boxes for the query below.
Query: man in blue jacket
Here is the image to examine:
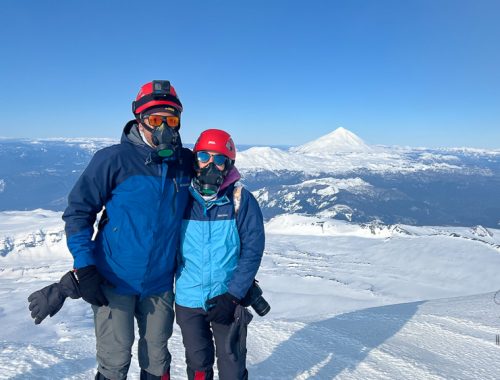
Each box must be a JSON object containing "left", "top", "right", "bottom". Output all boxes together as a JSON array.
[
  {"left": 62, "top": 80, "right": 192, "bottom": 380},
  {"left": 175, "top": 129, "right": 265, "bottom": 380}
]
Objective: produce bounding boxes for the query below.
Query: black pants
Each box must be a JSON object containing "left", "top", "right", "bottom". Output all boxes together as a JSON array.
[{"left": 175, "top": 303, "right": 248, "bottom": 380}]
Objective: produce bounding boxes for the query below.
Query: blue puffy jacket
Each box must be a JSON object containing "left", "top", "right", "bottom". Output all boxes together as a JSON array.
[
  {"left": 62, "top": 121, "right": 192, "bottom": 297},
  {"left": 175, "top": 170, "right": 265, "bottom": 309}
]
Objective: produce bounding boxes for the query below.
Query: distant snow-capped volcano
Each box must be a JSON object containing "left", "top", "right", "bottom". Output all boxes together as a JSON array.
[
  {"left": 292, "top": 127, "right": 371, "bottom": 154},
  {"left": 237, "top": 127, "right": 465, "bottom": 175}
]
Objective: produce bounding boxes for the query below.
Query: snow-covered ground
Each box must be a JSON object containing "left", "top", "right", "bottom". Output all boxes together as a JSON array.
[{"left": 1, "top": 211, "right": 500, "bottom": 379}]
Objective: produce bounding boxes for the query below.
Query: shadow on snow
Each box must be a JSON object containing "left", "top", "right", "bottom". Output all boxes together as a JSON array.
[{"left": 251, "top": 300, "right": 425, "bottom": 379}]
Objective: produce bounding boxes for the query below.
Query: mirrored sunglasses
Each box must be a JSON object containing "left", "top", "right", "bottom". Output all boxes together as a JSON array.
[{"left": 196, "top": 151, "right": 228, "bottom": 166}]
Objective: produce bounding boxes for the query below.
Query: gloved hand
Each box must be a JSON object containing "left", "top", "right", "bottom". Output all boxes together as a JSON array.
[
  {"left": 76, "top": 265, "right": 109, "bottom": 307},
  {"left": 28, "top": 271, "right": 81, "bottom": 324},
  {"left": 225, "top": 305, "right": 253, "bottom": 361},
  {"left": 206, "top": 292, "right": 240, "bottom": 325}
]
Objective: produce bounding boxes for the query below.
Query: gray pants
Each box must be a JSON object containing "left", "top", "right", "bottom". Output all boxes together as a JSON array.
[{"left": 92, "top": 286, "right": 175, "bottom": 380}]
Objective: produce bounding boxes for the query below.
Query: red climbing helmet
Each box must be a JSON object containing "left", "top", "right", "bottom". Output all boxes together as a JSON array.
[
  {"left": 132, "top": 80, "right": 183, "bottom": 115},
  {"left": 193, "top": 129, "right": 236, "bottom": 161}
]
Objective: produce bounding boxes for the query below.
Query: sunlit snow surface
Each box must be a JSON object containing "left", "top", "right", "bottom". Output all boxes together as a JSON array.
[{"left": 1, "top": 211, "right": 500, "bottom": 379}]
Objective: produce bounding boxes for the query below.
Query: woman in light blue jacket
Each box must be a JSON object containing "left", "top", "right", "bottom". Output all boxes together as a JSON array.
[{"left": 175, "top": 129, "right": 265, "bottom": 380}]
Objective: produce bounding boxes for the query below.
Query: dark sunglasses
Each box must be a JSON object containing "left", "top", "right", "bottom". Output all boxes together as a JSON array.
[
  {"left": 196, "top": 151, "right": 228, "bottom": 166},
  {"left": 142, "top": 114, "right": 180, "bottom": 128}
]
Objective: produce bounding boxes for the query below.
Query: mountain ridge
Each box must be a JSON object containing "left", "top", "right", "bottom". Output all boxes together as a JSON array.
[{"left": 1, "top": 133, "right": 499, "bottom": 227}]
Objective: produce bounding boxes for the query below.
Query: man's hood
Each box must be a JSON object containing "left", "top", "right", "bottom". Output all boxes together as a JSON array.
[{"left": 121, "top": 120, "right": 151, "bottom": 148}]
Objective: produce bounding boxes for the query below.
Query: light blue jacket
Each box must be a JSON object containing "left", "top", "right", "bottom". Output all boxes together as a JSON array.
[{"left": 175, "top": 171, "right": 265, "bottom": 309}]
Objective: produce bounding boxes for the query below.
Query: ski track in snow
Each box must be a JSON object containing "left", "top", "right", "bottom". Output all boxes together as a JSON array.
[{"left": 2, "top": 212, "right": 500, "bottom": 379}]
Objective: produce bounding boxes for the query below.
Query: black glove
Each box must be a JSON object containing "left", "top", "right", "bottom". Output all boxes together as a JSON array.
[
  {"left": 28, "top": 271, "right": 81, "bottom": 324},
  {"left": 76, "top": 265, "right": 109, "bottom": 307},
  {"left": 206, "top": 292, "right": 240, "bottom": 325},
  {"left": 225, "top": 305, "right": 253, "bottom": 361}
]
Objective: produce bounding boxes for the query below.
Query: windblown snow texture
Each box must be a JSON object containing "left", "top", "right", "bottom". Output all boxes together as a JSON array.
[{"left": 1, "top": 211, "right": 500, "bottom": 379}]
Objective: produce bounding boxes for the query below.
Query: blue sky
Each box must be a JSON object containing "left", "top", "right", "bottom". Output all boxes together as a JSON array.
[{"left": 1, "top": 0, "right": 499, "bottom": 148}]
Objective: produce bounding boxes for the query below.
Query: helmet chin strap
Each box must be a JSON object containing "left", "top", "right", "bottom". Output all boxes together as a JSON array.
[
  {"left": 138, "top": 126, "right": 155, "bottom": 148},
  {"left": 135, "top": 115, "right": 155, "bottom": 134}
]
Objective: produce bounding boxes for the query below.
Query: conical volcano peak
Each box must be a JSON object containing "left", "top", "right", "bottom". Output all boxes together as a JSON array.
[{"left": 293, "top": 127, "right": 370, "bottom": 154}]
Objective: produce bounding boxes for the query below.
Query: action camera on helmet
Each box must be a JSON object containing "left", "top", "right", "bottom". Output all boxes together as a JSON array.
[
  {"left": 240, "top": 280, "right": 271, "bottom": 317},
  {"left": 152, "top": 80, "right": 171, "bottom": 96}
]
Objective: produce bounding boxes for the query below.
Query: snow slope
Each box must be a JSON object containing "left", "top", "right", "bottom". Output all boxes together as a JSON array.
[{"left": 1, "top": 211, "right": 500, "bottom": 379}]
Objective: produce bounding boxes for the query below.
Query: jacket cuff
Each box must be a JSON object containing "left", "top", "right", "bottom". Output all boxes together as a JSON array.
[{"left": 73, "top": 253, "right": 96, "bottom": 270}]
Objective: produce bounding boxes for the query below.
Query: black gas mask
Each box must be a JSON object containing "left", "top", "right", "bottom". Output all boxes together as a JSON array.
[
  {"left": 193, "top": 163, "right": 226, "bottom": 196},
  {"left": 151, "top": 124, "right": 182, "bottom": 158}
]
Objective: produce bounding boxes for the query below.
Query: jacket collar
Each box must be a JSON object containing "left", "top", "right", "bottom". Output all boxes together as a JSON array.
[
  {"left": 189, "top": 184, "right": 231, "bottom": 212},
  {"left": 121, "top": 120, "right": 179, "bottom": 165},
  {"left": 121, "top": 120, "right": 153, "bottom": 149}
]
